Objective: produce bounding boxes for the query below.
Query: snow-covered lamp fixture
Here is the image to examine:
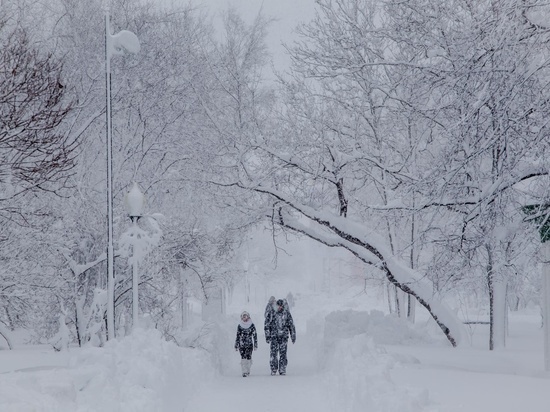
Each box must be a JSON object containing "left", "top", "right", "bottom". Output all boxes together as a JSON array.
[
  {"left": 125, "top": 182, "right": 145, "bottom": 222},
  {"left": 107, "top": 29, "right": 140, "bottom": 58}
]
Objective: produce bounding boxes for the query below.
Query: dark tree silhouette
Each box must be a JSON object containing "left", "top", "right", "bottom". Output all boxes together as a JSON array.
[{"left": 0, "top": 25, "right": 76, "bottom": 199}]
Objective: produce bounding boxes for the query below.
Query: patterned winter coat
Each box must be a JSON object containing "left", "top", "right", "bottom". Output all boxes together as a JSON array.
[
  {"left": 264, "top": 296, "right": 276, "bottom": 319},
  {"left": 265, "top": 308, "right": 296, "bottom": 343},
  {"left": 235, "top": 321, "right": 258, "bottom": 349}
]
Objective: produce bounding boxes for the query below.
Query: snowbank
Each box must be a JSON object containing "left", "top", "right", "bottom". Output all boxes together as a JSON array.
[
  {"left": 0, "top": 328, "right": 213, "bottom": 412},
  {"left": 320, "top": 310, "right": 435, "bottom": 412},
  {"left": 324, "top": 309, "right": 432, "bottom": 347},
  {"left": 325, "top": 334, "right": 431, "bottom": 412}
]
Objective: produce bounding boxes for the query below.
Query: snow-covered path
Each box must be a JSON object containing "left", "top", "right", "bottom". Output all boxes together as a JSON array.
[{"left": 185, "top": 333, "right": 333, "bottom": 412}]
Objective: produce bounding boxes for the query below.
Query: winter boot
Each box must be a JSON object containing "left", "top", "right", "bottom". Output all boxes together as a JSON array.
[
  {"left": 241, "top": 359, "right": 248, "bottom": 377},
  {"left": 245, "top": 359, "right": 252, "bottom": 376}
]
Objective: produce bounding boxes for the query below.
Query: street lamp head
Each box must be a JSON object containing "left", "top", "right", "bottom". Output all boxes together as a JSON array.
[
  {"left": 125, "top": 182, "right": 145, "bottom": 220},
  {"left": 108, "top": 30, "right": 141, "bottom": 58}
]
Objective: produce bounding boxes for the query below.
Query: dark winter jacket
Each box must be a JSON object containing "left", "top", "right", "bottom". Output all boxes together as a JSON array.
[
  {"left": 235, "top": 321, "right": 258, "bottom": 349},
  {"left": 265, "top": 308, "right": 296, "bottom": 343}
]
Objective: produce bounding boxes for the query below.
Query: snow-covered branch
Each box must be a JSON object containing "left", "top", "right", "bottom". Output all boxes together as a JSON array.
[{"left": 243, "top": 183, "right": 464, "bottom": 346}]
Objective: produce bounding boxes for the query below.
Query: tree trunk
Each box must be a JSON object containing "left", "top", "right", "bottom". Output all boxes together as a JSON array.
[
  {"left": 408, "top": 294, "right": 416, "bottom": 322},
  {"left": 493, "top": 277, "right": 508, "bottom": 349},
  {"left": 486, "top": 243, "right": 508, "bottom": 350},
  {"left": 0, "top": 322, "right": 13, "bottom": 349}
]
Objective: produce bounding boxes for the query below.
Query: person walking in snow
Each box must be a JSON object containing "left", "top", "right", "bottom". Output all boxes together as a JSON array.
[
  {"left": 265, "top": 296, "right": 276, "bottom": 320},
  {"left": 285, "top": 292, "right": 294, "bottom": 309},
  {"left": 265, "top": 299, "right": 296, "bottom": 375},
  {"left": 283, "top": 298, "right": 290, "bottom": 313},
  {"left": 235, "top": 311, "right": 258, "bottom": 377},
  {"left": 264, "top": 296, "right": 276, "bottom": 339}
]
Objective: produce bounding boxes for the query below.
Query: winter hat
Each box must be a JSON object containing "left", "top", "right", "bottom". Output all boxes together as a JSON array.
[{"left": 240, "top": 311, "right": 252, "bottom": 328}]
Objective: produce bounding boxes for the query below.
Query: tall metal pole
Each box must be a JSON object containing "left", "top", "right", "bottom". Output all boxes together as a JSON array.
[
  {"left": 132, "top": 217, "right": 139, "bottom": 329},
  {"left": 544, "top": 241, "right": 550, "bottom": 372},
  {"left": 105, "top": 7, "right": 115, "bottom": 340}
]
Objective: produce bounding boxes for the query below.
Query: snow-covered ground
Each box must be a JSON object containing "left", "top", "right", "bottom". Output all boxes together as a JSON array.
[{"left": 0, "top": 283, "right": 548, "bottom": 412}]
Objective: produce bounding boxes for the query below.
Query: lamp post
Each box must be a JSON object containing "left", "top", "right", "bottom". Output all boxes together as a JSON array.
[
  {"left": 104, "top": 5, "right": 140, "bottom": 340},
  {"left": 125, "top": 182, "right": 145, "bottom": 329},
  {"left": 523, "top": 204, "right": 550, "bottom": 371}
]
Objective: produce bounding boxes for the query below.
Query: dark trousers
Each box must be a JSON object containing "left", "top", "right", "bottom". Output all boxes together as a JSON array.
[
  {"left": 270, "top": 337, "right": 288, "bottom": 373},
  {"left": 239, "top": 345, "right": 253, "bottom": 360}
]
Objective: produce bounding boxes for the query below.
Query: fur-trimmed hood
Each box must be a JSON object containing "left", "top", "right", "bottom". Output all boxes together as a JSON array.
[{"left": 240, "top": 311, "right": 252, "bottom": 329}]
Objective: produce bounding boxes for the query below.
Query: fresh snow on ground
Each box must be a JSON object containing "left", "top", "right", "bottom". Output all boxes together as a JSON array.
[
  {"left": 0, "top": 237, "right": 548, "bottom": 411},
  {"left": 0, "top": 328, "right": 212, "bottom": 411},
  {"left": 185, "top": 334, "right": 333, "bottom": 412},
  {"left": 1, "top": 284, "right": 548, "bottom": 412}
]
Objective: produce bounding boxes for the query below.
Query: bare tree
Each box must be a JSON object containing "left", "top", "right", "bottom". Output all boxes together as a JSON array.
[{"left": 0, "top": 24, "right": 76, "bottom": 200}]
